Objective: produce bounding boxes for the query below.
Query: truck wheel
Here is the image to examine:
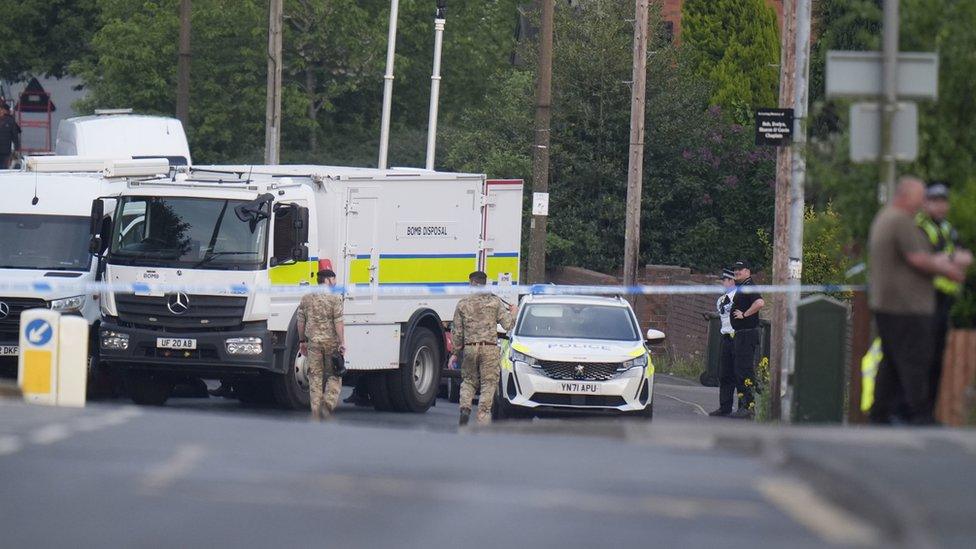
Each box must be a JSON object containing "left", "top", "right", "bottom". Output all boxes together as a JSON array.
[
  {"left": 273, "top": 340, "right": 311, "bottom": 410},
  {"left": 387, "top": 327, "right": 441, "bottom": 413},
  {"left": 126, "top": 372, "right": 173, "bottom": 406},
  {"left": 368, "top": 372, "right": 396, "bottom": 411}
]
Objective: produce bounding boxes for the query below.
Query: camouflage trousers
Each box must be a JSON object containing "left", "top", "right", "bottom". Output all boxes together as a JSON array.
[
  {"left": 306, "top": 343, "right": 342, "bottom": 420},
  {"left": 459, "top": 344, "right": 501, "bottom": 425}
]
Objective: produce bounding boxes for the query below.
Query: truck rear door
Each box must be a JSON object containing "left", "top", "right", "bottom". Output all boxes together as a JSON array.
[{"left": 480, "top": 179, "right": 524, "bottom": 287}]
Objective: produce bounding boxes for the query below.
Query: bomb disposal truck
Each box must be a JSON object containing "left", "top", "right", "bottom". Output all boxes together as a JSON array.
[
  {"left": 0, "top": 158, "right": 170, "bottom": 378},
  {"left": 92, "top": 166, "right": 523, "bottom": 410}
]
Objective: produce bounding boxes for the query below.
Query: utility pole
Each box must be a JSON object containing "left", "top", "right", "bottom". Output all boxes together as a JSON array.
[
  {"left": 527, "top": 0, "right": 554, "bottom": 284},
  {"left": 425, "top": 1, "right": 447, "bottom": 171},
  {"left": 769, "top": 0, "right": 797, "bottom": 421},
  {"left": 176, "top": 0, "right": 191, "bottom": 130},
  {"left": 622, "top": 0, "right": 649, "bottom": 289},
  {"left": 879, "top": 0, "right": 899, "bottom": 202},
  {"left": 264, "top": 0, "right": 283, "bottom": 165},
  {"left": 780, "top": 0, "right": 813, "bottom": 422},
  {"left": 378, "top": 0, "right": 401, "bottom": 170}
]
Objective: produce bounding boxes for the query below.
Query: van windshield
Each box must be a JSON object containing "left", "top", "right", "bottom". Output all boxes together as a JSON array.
[
  {"left": 515, "top": 304, "right": 639, "bottom": 341},
  {"left": 0, "top": 214, "right": 92, "bottom": 271},
  {"left": 109, "top": 196, "right": 268, "bottom": 270}
]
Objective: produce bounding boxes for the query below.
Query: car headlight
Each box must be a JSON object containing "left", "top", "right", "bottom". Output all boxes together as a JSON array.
[
  {"left": 49, "top": 295, "right": 86, "bottom": 312},
  {"left": 509, "top": 349, "right": 538, "bottom": 367},
  {"left": 617, "top": 353, "right": 648, "bottom": 372}
]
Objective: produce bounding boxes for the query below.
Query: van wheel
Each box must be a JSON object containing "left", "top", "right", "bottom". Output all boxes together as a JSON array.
[
  {"left": 273, "top": 338, "right": 311, "bottom": 410},
  {"left": 387, "top": 327, "right": 441, "bottom": 413},
  {"left": 127, "top": 372, "right": 173, "bottom": 406}
]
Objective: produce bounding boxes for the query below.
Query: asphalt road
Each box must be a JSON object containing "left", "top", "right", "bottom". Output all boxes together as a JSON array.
[{"left": 2, "top": 376, "right": 974, "bottom": 548}]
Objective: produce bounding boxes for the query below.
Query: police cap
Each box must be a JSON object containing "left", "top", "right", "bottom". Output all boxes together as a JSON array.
[{"left": 926, "top": 181, "right": 950, "bottom": 200}]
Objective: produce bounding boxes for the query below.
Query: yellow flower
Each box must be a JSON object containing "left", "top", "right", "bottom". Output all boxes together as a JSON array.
[{"left": 744, "top": 378, "right": 753, "bottom": 387}]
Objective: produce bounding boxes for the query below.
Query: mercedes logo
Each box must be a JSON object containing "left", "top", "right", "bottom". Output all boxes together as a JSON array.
[
  {"left": 0, "top": 302, "right": 8, "bottom": 320},
  {"left": 166, "top": 292, "right": 190, "bottom": 315}
]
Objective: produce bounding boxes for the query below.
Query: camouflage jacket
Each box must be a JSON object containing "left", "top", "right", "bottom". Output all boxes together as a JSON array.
[
  {"left": 451, "top": 292, "right": 514, "bottom": 350},
  {"left": 297, "top": 293, "right": 344, "bottom": 345}
]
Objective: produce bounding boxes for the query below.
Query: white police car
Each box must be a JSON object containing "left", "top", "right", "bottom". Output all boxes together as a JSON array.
[{"left": 495, "top": 294, "right": 663, "bottom": 419}]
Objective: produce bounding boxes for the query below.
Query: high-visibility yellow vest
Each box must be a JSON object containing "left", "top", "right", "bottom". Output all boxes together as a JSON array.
[
  {"left": 860, "top": 338, "right": 883, "bottom": 413},
  {"left": 917, "top": 214, "right": 962, "bottom": 296}
]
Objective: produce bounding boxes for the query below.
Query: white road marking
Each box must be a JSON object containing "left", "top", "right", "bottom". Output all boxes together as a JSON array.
[
  {"left": 0, "top": 435, "right": 22, "bottom": 456},
  {"left": 143, "top": 444, "right": 207, "bottom": 491},
  {"left": 29, "top": 423, "right": 71, "bottom": 445},
  {"left": 758, "top": 477, "right": 881, "bottom": 546},
  {"left": 658, "top": 391, "right": 708, "bottom": 416}
]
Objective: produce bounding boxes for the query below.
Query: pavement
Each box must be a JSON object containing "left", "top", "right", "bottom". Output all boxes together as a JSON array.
[{"left": 1, "top": 375, "right": 974, "bottom": 548}]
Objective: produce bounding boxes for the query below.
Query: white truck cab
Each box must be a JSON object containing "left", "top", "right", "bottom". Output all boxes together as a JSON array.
[
  {"left": 56, "top": 113, "right": 192, "bottom": 167},
  {"left": 497, "top": 294, "right": 664, "bottom": 419}
]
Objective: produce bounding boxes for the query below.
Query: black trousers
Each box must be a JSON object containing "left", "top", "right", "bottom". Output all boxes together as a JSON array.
[
  {"left": 0, "top": 154, "right": 9, "bottom": 169},
  {"left": 730, "top": 329, "right": 759, "bottom": 410},
  {"left": 870, "top": 312, "right": 935, "bottom": 424},
  {"left": 929, "top": 293, "right": 954, "bottom": 410},
  {"left": 718, "top": 335, "right": 736, "bottom": 412}
]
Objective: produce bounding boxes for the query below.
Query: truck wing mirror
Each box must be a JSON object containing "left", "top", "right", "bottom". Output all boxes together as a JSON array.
[
  {"left": 88, "top": 199, "right": 104, "bottom": 255},
  {"left": 292, "top": 205, "right": 310, "bottom": 262}
]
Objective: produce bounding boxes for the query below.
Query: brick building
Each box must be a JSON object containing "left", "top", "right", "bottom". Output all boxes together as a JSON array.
[{"left": 659, "top": 0, "right": 784, "bottom": 43}]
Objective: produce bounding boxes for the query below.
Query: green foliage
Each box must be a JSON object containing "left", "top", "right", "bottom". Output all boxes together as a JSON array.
[
  {"left": 0, "top": 0, "right": 98, "bottom": 81},
  {"left": 444, "top": 0, "right": 775, "bottom": 273},
  {"left": 802, "top": 205, "right": 855, "bottom": 286},
  {"left": 681, "top": 0, "right": 780, "bottom": 122}
]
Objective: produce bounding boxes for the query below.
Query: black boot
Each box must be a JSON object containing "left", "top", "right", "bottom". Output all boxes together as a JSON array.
[{"left": 459, "top": 407, "right": 471, "bottom": 426}]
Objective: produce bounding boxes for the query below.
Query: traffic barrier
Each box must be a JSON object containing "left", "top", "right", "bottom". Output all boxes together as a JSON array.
[
  {"left": 17, "top": 309, "right": 89, "bottom": 407},
  {"left": 0, "top": 279, "right": 866, "bottom": 297}
]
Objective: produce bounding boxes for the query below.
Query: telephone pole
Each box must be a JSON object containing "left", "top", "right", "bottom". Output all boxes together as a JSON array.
[
  {"left": 622, "top": 0, "right": 650, "bottom": 289},
  {"left": 780, "top": 0, "right": 813, "bottom": 421},
  {"left": 527, "top": 0, "right": 554, "bottom": 284},
  {"left": 264, "top": 0, "right": 283, "bottom": 164},
  {"left": 769, "top": 0, "right": 797, "bottom": 421},
  {"left": 176, "top": 0, "right": 191, "bottom": 129},
  {"left": 879, "top": 0, "right": 899, "bottom": 202}
]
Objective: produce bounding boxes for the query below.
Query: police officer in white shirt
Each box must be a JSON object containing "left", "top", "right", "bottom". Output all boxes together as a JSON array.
[{"left": 710, "top": 268, "right": 738, "bottom": 417}]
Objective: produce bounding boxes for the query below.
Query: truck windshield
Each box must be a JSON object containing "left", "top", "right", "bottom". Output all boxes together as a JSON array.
[
  {"left": 515, "top": 304, "right": 639, "bottom": 341},
  {"left": 0, "top": 214, "right": 92, "bottom": 271},
  {"left": 109, "top": 196, "right": 268, "bottom": 270}
]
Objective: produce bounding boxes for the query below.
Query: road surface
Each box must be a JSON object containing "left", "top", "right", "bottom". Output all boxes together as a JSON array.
[{"left": 1, "top": 375, "right": 974, "bottom": 548}]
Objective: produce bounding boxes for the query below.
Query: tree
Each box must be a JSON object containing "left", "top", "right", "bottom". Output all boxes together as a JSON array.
[
  {"left": 445, "top": 0, "right": 776, "bottom": 273},
  {"left": 283, "top": 0, "right": 383, "bottom": 153},
  {"left": 0, "top": 0, "right": 98, "bottom": 82},
  {"left": 681, "top": 0, "right": 780, "bottom": 121}
]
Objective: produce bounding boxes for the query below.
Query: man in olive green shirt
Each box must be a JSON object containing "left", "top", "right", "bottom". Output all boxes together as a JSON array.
[{"left": 867, "top": 177, "right": 966, "bottom": 424}]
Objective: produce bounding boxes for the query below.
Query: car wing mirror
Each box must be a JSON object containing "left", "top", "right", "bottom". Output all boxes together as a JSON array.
[{"left": 645, "top": 329, "right": 666, "bottom": 344}]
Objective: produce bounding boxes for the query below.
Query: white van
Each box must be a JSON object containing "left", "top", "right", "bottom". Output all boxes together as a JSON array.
[{"left": 56, "top": 113, "right": 192, "bottom": 166}]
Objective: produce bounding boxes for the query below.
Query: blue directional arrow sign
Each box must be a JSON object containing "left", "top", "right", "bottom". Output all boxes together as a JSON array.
[{"left": 24, "top": 318, "right": 53, "bottom": 347}]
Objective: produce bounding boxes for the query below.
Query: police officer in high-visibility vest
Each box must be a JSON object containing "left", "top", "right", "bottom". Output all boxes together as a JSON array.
[{"left": 916, "top": 181, "right": 973, "bottom": 412}]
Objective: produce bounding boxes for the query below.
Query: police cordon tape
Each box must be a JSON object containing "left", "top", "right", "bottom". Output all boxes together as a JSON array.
[{"left": 0, "top": 280, "right": 866, "bottom": 297}]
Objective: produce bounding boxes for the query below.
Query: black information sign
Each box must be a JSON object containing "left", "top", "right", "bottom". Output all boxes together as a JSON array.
[{"left": 755, "top": 108, "right": 794, "bottom": 146}]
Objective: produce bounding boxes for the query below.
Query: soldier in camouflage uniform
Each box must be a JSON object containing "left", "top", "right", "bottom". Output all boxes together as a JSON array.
[
  {"left": 297, "top": 269, "right": 346, "bottom": 420},
  {"left": 451, "top": 271, "right": 516, "bottom": 426}
]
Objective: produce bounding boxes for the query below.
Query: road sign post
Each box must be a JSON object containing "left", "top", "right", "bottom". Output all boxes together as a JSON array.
[{"left": 18, "top": 309, "right": 60, "bottom": 405}]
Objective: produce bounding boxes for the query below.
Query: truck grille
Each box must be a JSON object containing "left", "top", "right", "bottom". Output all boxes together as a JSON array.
[
  {"left": 0, "top": 297, "right": 48, "bottom": 341},
  {"left": 115, "top": 293, "right": 246, "bottom": 332},
  {"left": 538, "top": 360, "right": 619, "bottom": 381}
]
